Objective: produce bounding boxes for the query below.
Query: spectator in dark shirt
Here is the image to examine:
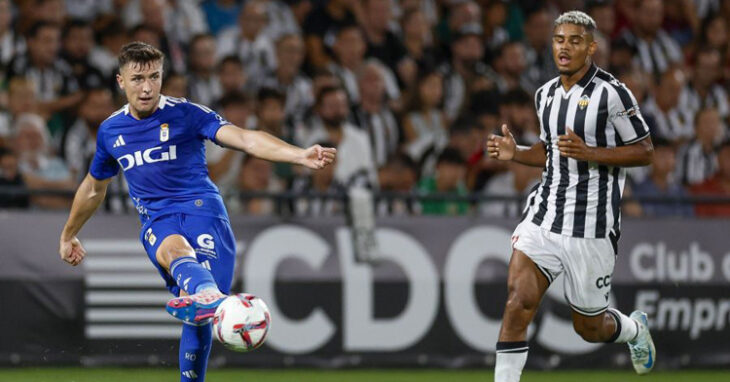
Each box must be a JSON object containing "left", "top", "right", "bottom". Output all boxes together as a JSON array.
[
  {"left": 253, "top": 34, "right": 312, "bottom": 127},
  {"left": 303, "top": 0, "right": 358, "bottom": 70},
  {"left": 522, "top": 6, "right": 556, "bottom": 92},
  {"left": 6, "top": 21, "right": 82, "bottom": 117},
  {"left": 0, "top": 147, "right": 30, "bottom": 209},
  {"left": 492, "top": 41, "right": 532, "bottom": 94},
  {"left": 617, "top": 0, "right": 682, "bottom": 78},
  {"left": 360, "top": 0, "right": 416, "bottom": 85},
  {"left": 633, "top": 138, "right": 694, "bottom": 217},
  {"left": 255, "top": 87, "right": 288, "bottom": 140},
  {"left": 61, "top": 19, "right": 106, "bottom": 90},
  {"left": 187, "top": 33, "right": 222, "bottom": 106},
  {"left": 352, "top": 61, "right": 400, "bottom": 168},
  {"left": 217, "top": 55, "right": 248, "bottom": 98},
  {"left": 161, "top": 72, "right": 189, "bottom": 99},
  {"left": 0, "top": 0, "right": 25, "bottom": 72},
  {"left": 676, "top": 107, "right": 723, "bottom": 185},
  {"left": 400, "top": 8, "right": 437, "bottom": 73},
  {"left": 441, "top": 23, "right": 493, "bottom": 122},
  {"left": 418, "top": 148, "right": 469, "bottom": 215},
  {"left": 691, "top": 140, "right": 730, "bottom": 217},
  {"left": 587, "top": 0, "right": 616, "bottom": 39}
]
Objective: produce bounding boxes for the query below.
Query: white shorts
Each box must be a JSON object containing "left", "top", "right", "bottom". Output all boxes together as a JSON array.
[{"left": 511, "top": 221, "right": 617, "bottom": 316}]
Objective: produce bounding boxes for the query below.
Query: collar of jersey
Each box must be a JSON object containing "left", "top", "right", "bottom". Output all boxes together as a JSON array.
[
  {"left": 124, "top": 95, "right": 168, "bottom": 121},
  {"left": 558, "top": 63, "right": 598, "bottom": 98}
]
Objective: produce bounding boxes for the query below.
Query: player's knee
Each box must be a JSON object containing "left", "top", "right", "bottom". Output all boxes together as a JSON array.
[
  {"left": 573, "top": 320, "right": 603, "bottom": 342},
  {"left": 505, "top": 290, "right": 538, "bottom": 315},
  {"left": 156, "top": 243, "right": 195, "bottom": 269}
]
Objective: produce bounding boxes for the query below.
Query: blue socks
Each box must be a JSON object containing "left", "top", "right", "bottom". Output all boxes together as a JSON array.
[
  {"left": 179, "top": 322, "right": 212, "bottom": 381},
  {"left": 169, "top": 256, "right": 218, "bottom": 295}
]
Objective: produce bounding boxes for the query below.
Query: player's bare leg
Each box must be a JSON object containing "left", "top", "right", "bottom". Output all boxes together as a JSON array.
[
  {"left": 495, "top": 250, "right": 550, "bottom": 382},
  {"left": 571, "top": 310, "right": 619, "bottom": 342},
  {"left": 156, "top": 234, "right": 226, "bottom": 324},
  {"left": 572, "top": 309, "right": 655, "bottom": 374}
]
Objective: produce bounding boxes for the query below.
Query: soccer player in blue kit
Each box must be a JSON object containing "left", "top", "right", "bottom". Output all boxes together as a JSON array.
[{"left": 58, "top": 42, "right": 336, "bottom": 381}]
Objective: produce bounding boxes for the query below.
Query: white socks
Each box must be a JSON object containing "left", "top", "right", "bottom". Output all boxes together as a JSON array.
[
  {"left": 495, "top": 341, "right": 528, "bottom": 382},
  {"left": 607, "top": 308, "right": 640, "bottom": 343}
]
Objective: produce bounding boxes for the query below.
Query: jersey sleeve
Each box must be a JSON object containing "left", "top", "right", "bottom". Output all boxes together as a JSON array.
[
  {"left": 607, "top": 84, "right": 650, "bottom": 145},
  {"left": 89, "top": 127, "right": 120, "bottom": 180},
  {"left": 535, "top": 87, "right": 548, "bottom": 144},
  {"left": 186, "top": 101, "right": 231, "bottom": 144}
]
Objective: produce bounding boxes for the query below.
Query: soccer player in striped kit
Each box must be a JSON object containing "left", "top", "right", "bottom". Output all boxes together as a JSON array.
[{"left": 487, "top": 11, "right": 656, "bottom": 381}]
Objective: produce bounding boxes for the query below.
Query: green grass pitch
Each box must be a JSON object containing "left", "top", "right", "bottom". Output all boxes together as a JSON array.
[{"left": 0, "top": 368, "right": 728, "bottom": 382}]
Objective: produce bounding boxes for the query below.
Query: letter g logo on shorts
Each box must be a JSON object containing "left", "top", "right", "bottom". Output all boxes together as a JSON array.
[{"left": 197, "top": 234, "right": 215, "bottom": 250}]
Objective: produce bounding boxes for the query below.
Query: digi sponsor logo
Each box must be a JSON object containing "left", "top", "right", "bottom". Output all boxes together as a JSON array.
[{"left": 117, "top": 145, "right": 177, "bottom": 171}]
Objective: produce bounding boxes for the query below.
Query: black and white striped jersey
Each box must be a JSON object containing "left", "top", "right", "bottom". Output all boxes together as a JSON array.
[
  {"left": 675, "top": 140, "right": 718, "bottom": 186},
  {"left": 522, "top": 64, "right": 650, "bottom": 239},
  {"left": 619, "top": 30, "right": 682, "bottom": 78},
  {"left": 678, "top": 83, "right": 730, "bottom": 122}
]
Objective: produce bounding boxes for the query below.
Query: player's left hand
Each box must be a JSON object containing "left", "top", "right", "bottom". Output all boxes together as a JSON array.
[
  {"left": 300, "top": 145, "right": 337, "bottom": 170},
  {"left": 558, "top": 128, "right": 593, "bottom": 161}
]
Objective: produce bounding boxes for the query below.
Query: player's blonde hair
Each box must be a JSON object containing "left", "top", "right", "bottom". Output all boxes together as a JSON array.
[{"left": 554, "top": 10, "right": 597, "bottom": 35}]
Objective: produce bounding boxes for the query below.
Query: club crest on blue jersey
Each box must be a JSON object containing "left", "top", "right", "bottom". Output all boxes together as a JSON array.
[{"left": 160, "top": 123, "right": 170, "bottom": 142}]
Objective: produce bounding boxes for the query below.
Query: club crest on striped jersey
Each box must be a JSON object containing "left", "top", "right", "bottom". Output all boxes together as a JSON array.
[
  {"left": 578, "top": 95, "right": 590, "bottom": 110},
  {"left": 160, "top": 123, "right": 169, "bottom": 142}
]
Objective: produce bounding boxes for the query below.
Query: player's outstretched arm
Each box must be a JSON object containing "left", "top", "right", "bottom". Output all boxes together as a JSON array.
[
  {"left": 486, "top": 124, "right": 547, "bottom": 167},
  {"left": 558, "top": 128, "right": 653, "bottom": 167},
  {"left": 59, "top": 174, "right": 112, "bottom": 266},
  {"left": 215, "top": 125, "right": 336, "bottom": 169}
]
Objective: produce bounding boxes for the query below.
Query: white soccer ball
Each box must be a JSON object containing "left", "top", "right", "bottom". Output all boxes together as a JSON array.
[{"left": 212, "top": 293, "right": 271, "bottom": 352}]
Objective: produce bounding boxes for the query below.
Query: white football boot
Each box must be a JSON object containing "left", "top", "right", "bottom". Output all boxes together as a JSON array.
[{"left": 628, "top": 310, "right": 656, "bottom": 375}]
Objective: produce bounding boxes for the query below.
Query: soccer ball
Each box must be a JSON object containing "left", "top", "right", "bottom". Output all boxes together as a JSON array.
[{"left": 212, "top": 293, "right": 271, "bottom": 352}]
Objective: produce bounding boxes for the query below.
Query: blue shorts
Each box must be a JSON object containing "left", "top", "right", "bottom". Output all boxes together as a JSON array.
[{"left": 140, "top": 213, "right": 236, "bottom": 296}]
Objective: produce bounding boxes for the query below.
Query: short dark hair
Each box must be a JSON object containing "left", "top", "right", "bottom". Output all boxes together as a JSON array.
[
  {"left": 316, "top": 85, "right": 346, "bottom": 107},
  {"left": 219, "top": 55, "right": 243, "bottom": 69},
  {"left": 335, "top": 23, "right": 362, "bottom": 39},
  {"left": 437, "top": 148, "right": 466, "bottom": 166},
  {"left": 97, "top": 18, "right": 126, "bottom": 42},
  {"left": 81, "top": 86, "right": 111, "bottom": 103},
  {"left": 118, "top": 41, "right": 164, "bottom": 71},
  {"left": 257, "top": 87, "right": 286, "bottom": 105},
  {"left": 189, "top": 33, "right": 215, "bottom": 50},
  {"left": 62, "top": 19, "right": 91, "bottom": 40},
  {"left": 218, "top": 91, "right": 250, "bottom": 109},
  {"left": 26, "top": 21, "right": 60, "bottom": 39}
]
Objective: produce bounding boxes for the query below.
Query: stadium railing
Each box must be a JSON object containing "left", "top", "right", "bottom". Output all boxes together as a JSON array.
[{"left": 1, "top": 186, "right": 729, "bottom": 217}]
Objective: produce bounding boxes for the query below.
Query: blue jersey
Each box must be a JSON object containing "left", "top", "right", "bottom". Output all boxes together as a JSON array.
[{"left": 89, "top": 95, "right": 231, "bottom": 227}]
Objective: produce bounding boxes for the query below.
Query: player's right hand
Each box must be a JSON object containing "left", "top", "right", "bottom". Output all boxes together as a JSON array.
[
  {"left": 59, "top": 236, "right": 86, "bottom": 266},
  {"left": 486, "top": 124, "right": 516, "bottom": 161}
]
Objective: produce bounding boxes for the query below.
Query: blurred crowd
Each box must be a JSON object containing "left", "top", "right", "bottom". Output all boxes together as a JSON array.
[{"left": 0, "top": 0, "right": 729, "bottom": 218}]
